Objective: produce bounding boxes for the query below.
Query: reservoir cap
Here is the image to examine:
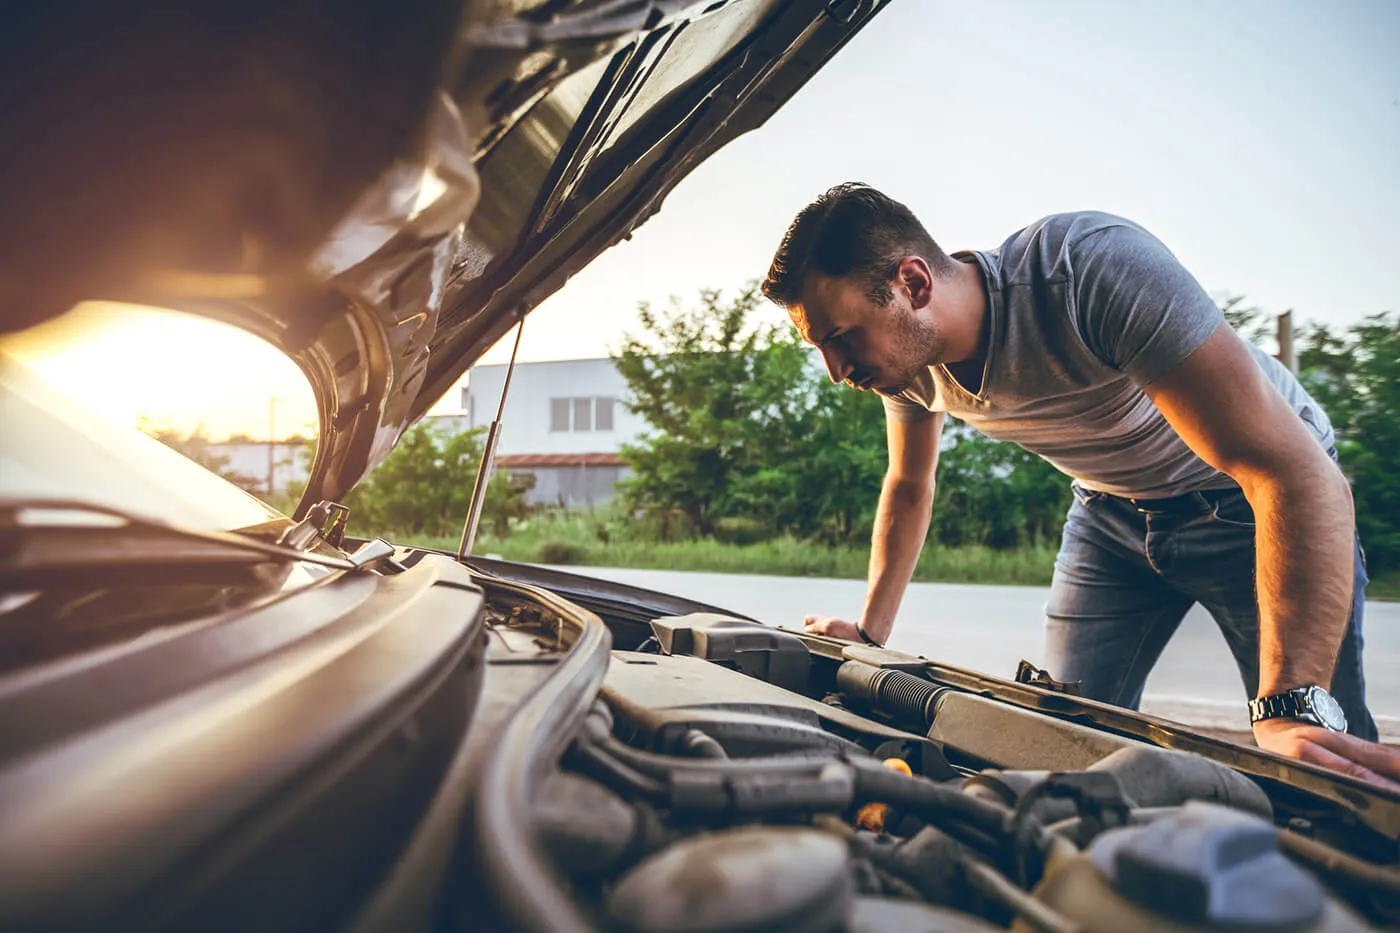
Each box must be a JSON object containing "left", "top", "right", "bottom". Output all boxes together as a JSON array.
[{"left": 1089, "top": 801, "right": 1324, "bottom": 930}]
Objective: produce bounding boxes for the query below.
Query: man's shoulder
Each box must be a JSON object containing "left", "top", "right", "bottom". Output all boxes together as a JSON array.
[{"left": 998, "top": 211, "right": 1149, "bottom": 282}]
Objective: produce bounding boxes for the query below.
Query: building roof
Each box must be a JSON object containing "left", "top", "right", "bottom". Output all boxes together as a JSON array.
[
  {"left": 470, "top": 356, "right": 615, "bottom": 370},
  {"left": 498, "top": 452, "right": 624, "bottom": 467}
]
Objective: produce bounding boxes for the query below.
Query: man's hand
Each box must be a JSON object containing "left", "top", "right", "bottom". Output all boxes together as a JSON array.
[
  {"left": 803, "top": 615, "right": 862, "bottom": 642},
  {"left": 1254, "top": 719, "right": 1400, "bottom": 793}
]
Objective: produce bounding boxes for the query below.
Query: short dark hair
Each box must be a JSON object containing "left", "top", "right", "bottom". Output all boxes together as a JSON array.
[{"left": 762, "top": 182, "right": 951, "bottom": 307}]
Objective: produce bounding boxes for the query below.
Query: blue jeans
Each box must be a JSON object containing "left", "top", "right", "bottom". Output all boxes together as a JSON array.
[{"left": 1044, "top": 477, "right": 1377, "bottom": 741}]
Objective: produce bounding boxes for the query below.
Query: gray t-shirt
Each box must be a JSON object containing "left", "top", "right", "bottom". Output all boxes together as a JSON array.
[{"left": 882, "top": 212, "right": 1334, "bottom": 499}]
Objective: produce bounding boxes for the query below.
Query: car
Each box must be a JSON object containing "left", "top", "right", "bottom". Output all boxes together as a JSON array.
[{"left": 1, "top": 2, "right": 1397, "bottom": 931}]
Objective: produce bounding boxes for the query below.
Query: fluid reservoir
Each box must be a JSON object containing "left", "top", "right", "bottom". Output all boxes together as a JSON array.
[
  {"left": 606, "top": 826, "right": 852, "bottom": 933},
  {"left": 1023, "top": 801, "right": 1372, "bottom": 932},
  {"left": 846, "top": 897, "right": 1003, "bottom": 932}
]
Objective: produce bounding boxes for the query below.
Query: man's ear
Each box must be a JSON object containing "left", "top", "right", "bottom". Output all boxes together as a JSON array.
[{"left": 898, "top": 256, "right": 934, "bottom": 309}]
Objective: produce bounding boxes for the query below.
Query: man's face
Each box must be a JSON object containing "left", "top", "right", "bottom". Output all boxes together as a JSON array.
[{"left": 789, "top": 271, "right": 938, "bottom": 394}]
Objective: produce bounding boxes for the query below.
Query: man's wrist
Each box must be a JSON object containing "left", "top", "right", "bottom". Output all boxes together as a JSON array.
[
  {"left": 1250, "top": 685, "right": 1348, "bottom": 733},
  {"left": 855, "top": 623, "right": 882, "bottom": 647},
  {"left": 856, "top": 618, "right": 891, "bottom": 646}
]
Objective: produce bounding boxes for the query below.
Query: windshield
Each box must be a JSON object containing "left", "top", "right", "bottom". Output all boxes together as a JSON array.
[
  {"left": 0, "top": 304, "right": 315, "bottom": 531},
  {"left": 0, "top": 310, "right": 332, "bottom": 672},
  {"left": 0, "top": 354, "right": 283, "bottom": 530}
]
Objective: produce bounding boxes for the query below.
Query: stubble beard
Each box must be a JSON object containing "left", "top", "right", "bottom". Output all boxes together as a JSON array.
[{"left": 878, "top": 306, "right": 941, "bottom": 394}]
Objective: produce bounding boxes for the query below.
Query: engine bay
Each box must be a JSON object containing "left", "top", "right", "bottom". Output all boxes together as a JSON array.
[
  {"left": 1, "top": 549, "right": 1396, "bottom": 932},
  {"left": 461, "top": 569, "right": 1400, "bottom": 933}
]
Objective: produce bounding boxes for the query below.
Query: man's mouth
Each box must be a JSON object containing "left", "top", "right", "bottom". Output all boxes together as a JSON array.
[{"left": 849, "top": 373, "right": 876, "bottom": 391}]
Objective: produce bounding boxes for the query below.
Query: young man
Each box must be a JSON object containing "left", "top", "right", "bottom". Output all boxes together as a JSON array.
[{"left": 762, "top": 183, "right": 1399, "bottom": 790}]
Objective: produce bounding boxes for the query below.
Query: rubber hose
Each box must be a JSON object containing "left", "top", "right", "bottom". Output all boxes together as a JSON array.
[
  {"left": 849, "top": 758, "right": 1016, "bottom": 842},
  {"left": 836, "top": 660, "right": 950, "bottom": 728},
  {"left": 597, "top": 731, "right": 835, "bottom": 779},
  {"left": 1087, "top": 746, "right": 1272, "bottom": 818},
  {"left": 675, "top": 728, "right": 728, "bottom": 759},
  {"left": 569, "top": 743, "right": 668, "bottom": 803}
]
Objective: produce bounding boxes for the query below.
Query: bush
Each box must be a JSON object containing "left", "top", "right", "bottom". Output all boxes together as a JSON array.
[
  {"left": 712, "top": 516, "right": 770, "bottom": 545},
  {"left": 538, "top": 540, "right": 586, "bottom": 564},
  {"left": 339, "top": 422, "right": 532, "bottom": 538}
]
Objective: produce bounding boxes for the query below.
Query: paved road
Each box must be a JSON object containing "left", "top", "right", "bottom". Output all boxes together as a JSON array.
[{"left": 545, "top": 565, "right": 1400, "bottom": 736}]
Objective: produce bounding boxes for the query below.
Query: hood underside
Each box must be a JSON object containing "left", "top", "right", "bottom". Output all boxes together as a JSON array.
[{"left": 0, "top": 0, "right": 889, "bottom": 511}]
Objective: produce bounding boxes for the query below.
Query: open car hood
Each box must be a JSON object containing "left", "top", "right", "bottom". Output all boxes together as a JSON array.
[{"left": 0, "top": 0, "right": 889, "bottom": 511}]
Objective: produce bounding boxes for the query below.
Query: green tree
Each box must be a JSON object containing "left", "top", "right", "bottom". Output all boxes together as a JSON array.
[
  {"left": 341, "top": 422, "right": 533, "bottom": 538},
  {"left": 615, "top": 285, "right": 902, "bottom": 543},
  {"left": 930, "top": 420, "right": 1073, "bottom": 549},
  {"left": 614, "top": 287, "right": 809, "bottom": 536},
  {"left": 1296, "top": 313, "right": 1400, "bottom": 576},
  {"left": 785, "top": 377, "right": 888, "bottom": 541},
  {"left": 1219, "top": 294, "right": 1274, "bottom": 347}
]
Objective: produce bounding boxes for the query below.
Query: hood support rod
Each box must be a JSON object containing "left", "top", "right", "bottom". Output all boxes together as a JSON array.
[{"left": 458, "top": 315, "right": 526, "bottom": 562}]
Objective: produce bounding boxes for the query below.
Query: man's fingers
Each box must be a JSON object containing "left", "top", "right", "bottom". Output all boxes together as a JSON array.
[
  {"left": 1311, "top": 730, "right": 1400, "bottom": 782},
  {"left": 800, "top": 616, "right": 860, "bottom": 641},
  {"left": 1292, "top": 738, "right": 1400, "bottom": 794},
  {"left": 1254, "top": 721, "right": 1400, "bottom": 793}
]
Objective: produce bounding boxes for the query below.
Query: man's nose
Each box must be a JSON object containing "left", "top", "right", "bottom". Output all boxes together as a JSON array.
[{"left": 820, "top": 344, "right": 851, "bottom": 384}]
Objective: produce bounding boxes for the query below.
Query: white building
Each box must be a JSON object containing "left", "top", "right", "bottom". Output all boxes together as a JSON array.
[
  {"left": 441, "top": 357, "right": 648, "bottom": 506},
  {"left": 204, "top": 440, "right": 311, "bottom": 495}
]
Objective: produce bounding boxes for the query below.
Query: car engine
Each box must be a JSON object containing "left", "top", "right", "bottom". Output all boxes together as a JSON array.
[
  {"left": 460, "top": 577, "right": 1400, "bottom": 933},
  {"left": 1, "top": 549, "right": 1395, "bottom": 932}
]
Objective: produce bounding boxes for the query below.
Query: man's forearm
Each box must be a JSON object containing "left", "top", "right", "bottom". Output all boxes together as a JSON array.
[
  {"left": 1241, "top": 452, "right": 1356, "bottom": 698},
  {"left": 859, "top": 474, "right": 933, "bottom": 644}
]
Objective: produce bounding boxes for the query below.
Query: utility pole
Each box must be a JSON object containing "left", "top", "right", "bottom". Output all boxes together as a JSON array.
[
  {"left": 1276, "top": 311, "right": 1296, "bottom": 374},
  {"left": 267, "top": 396, "right": 280, "bottom": 495}
]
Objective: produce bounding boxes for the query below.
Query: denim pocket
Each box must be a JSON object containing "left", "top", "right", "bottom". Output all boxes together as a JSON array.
[{"left": 1207, "top": 491, "right": 1256, "bottom": 529}]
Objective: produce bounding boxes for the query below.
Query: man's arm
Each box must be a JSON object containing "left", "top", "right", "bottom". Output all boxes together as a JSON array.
[
  {"left": 1145, "top": 323, "right": 1400, "bottom": 789},
  {"left": 804, "top": 411, "right": 943, "bottom": 645}
]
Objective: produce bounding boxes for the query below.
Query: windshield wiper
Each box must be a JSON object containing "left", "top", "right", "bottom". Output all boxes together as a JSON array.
[{"left": 0, "top": 499, "right": 393, "bottom": 588}]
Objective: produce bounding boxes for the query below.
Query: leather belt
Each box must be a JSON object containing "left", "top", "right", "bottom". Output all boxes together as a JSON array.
[{"left": 1122, "top": 487, "right": 1241, "bottom": 515}]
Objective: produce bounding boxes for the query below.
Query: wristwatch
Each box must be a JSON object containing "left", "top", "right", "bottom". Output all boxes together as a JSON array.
[{"left": 1248, "top": 685, "right": 1348, "bottom": 733}]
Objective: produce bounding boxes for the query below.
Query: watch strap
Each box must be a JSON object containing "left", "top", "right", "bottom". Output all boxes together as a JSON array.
[
  {"left": 855, "top": 624, "right": 882, "bottom": 647},
  {"left": 1249, "top": 689, "right": 1316, "bottom": 725}
]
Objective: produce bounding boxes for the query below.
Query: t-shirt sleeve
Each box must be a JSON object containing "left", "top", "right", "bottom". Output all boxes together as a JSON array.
[
  {"left": 1071, "top": 221, "right": 1224, "bottom": 386},
  {"left": 881, "top": 392, "right": 937, "bottom": 424}
]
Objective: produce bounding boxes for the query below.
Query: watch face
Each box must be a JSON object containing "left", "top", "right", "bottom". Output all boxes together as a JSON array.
[{"left": 1307, "top": 686, "right": 1348, "bottom": 732}]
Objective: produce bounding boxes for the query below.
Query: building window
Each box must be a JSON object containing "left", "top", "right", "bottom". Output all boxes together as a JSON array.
[
  {"left": 551, "top": 397, "right": 571, "bottom": 432},
  {"left": 550, "top": 396, "right": 616, "bottom": 432},
  {"left": 595, "top": 396, "right": 614, "bottom": 431}
]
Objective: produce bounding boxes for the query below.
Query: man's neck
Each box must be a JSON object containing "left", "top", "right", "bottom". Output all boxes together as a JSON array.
[{"left": 931, "top": 258, "right": 989, "bottom": 366}]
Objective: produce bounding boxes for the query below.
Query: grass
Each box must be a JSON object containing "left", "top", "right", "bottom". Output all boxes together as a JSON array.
[
  {"left": 1369, "top": 572, "right": 1400, "bottom": 601},
  {"left": 398, "top": 507, "right": 1059, "bottom": 586},
  {"left": 387, "top": 506, "right": 1400, "bottom": 600}
]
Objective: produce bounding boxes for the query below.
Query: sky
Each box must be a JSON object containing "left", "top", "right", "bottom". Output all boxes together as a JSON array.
[
  {"left": 7, "top": 0, "right": 1398, "bottom": 438},
  {"left": 487, "top": 0, "right": 1400, "bottom": 365}
]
